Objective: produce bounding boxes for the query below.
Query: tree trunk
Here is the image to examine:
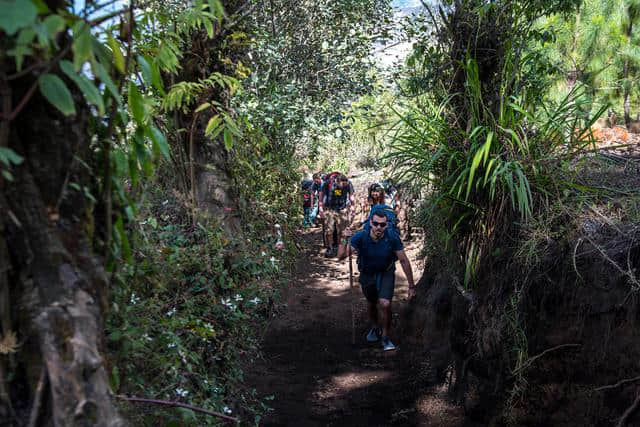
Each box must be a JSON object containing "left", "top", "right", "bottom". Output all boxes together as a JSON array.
[
  {"left": 1, "top": 65, "right": 124, "bottom": 426},
  {"left": 624, "top": 6, "right": 634, "bottom": 127}
]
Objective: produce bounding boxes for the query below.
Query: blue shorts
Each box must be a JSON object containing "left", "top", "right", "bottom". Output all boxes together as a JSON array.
[{"left": 359, "top": 269, "right": 395, "bottom": 302}]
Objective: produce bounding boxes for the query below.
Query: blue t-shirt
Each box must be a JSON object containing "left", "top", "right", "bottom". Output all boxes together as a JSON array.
[{"left": 351, "top": 229, "right": 403, "bottom": 273}]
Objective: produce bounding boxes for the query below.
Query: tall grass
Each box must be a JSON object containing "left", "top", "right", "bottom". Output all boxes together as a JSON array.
[{"left": 387, "top": 58, "right": 606, "bottom": 286}]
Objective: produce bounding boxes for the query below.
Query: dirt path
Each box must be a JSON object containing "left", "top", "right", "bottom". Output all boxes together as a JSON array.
[{"left": 248, "top": 228, "right": 474, "bottom": 426}]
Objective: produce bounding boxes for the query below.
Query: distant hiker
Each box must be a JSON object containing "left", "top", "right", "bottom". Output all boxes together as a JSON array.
[
  {"left": 368, "top": 182, "right": 385, "bottom": 206},
  {"left": 319, "top": 173, "right": 354, "bottom": 257},
  {"left": 301, "top": 178, "right": 314, "bottom": 227},
  {"left": 310, "top": 173, "right": 323, "bottom": 226},
  {"left": 337, "top": 207, "right": 416, "bottom": 351}
]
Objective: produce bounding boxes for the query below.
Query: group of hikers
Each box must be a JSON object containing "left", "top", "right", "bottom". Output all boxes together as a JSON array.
[{"left": 300, "top": 172, "right": 417, "bottom": 351}]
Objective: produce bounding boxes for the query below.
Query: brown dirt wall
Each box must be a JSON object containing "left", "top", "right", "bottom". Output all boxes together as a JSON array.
[{"left": 404, "top": 220, "right": 640, "bottom": 426}]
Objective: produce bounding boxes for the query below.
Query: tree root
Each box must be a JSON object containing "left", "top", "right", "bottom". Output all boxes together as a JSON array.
[
  {"left": 512, "top": 344, "right": 581, "bottom": 375},
  {"left": 616, "top": 387, "right": 640, "bottom": 427},
  {"left": 27, "top": 366, "right": 47, "bottom": 427},
  {"left": 117, "top": 395, "right": 239, "bottom": 423},
  {"left": 594, "top": 376, "right": 640, "bottom": 392}
]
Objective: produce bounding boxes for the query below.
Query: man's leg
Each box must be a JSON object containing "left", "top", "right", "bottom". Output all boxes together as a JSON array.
[
  {"left": 303, "top": 207, "right": 311, "bottom": 226},
  {"left": 360, "top": 274, "right": 381, "bottom": 342},
  {"left": 368, "top": 300, "right": 379, "bottom": 328},
  {"left": 310, "top": 204, "right": 318, "bottom": 225},
  {"left": 377, "top": 270, "right": 397, "bottom": 350},
  {"left": 378, "top": 298, "right": 392, "bottom": 337},
  {"left": 324, "top": 211, "right": 336, "bottom": 255}
]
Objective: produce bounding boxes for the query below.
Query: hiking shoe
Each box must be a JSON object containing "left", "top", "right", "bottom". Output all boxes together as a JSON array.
[
  {"left": 366, "top": 327, "right": 381, "bottom": 342},
  {"left": 382, "top": 336, "right": 396, "bottom": 351}
]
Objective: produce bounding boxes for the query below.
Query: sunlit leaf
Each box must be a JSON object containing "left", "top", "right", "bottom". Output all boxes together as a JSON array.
[
  {"left": 107, "top": 34, "right": 126, "bottom": 74},
  {"left": 42, "top": 14, "right": 65, "bottom": 39},
  {"left": 93, "top": 61, "right": 122, "bottom": 104},
  {"left": 38, "top": 73, "right": 75, "bottom": 116},
  {"left": 137, "top": 55, "right": 152, "bottom": 88},
  {"left": 72, "top": 22, "right": 94, "bottom": 70},
  {"left": 60, "top": 60, "right": 105, "bottom": 115},
  {"left": 205, "top": 114, "right": 223, "bottom": 138},
  {"left": 223, "top": 128, "right": 233, "bottom": 151},
  {"left": 146, "top": 125, "right": 170, "bottom": 159},
  {"left": 128, "top": 82, "right": 145, "bottom": 123},
  {"left": 195, "top": 102, "right": 211, "bottom": 113}
]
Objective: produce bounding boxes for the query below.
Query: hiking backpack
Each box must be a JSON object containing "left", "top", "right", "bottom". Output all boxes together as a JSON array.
[
  {"left": 323, "top": 172, "right": 346, "bottom": 206},
  {"left": 362, "top": 204, "right": 399, "bottom": 235}
]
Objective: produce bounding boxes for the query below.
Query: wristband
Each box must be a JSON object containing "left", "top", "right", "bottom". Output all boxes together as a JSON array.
[{"left": 341, "top": 239, "right": 348, "bottom": 245}]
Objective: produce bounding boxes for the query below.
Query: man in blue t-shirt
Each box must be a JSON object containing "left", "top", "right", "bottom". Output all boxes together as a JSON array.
[{"left": 337, "top": 208, "right": 416, "bottom": 351}]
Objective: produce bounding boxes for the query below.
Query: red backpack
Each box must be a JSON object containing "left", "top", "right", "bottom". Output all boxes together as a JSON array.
[
  {"left": 302, "top": 189, "right": 312, "bottom": 207},
  {"left": 323, "top": 171, "right": 341, "bottom": 193}
]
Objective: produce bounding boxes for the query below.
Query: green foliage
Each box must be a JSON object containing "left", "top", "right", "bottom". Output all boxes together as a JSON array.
[
  {"left": 391, "top": 0, "right": 598, "bottom": 286},
  {"left": 108, "top": 203, "right": 290, "bottom": 424},
  {"left": 539, "top": 0, "right": 640, "bottom": 111},
  {"left": 238, "top": 0, "right": 393, "bottom": 162},
  {"left": 37, "top": 73, "right": 76, "bottom": 116},
  {"left": 0, "top": 0, "right": 37, "bottom": 36}
]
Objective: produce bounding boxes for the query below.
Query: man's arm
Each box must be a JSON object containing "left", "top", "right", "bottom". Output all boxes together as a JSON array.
[
  {"left": 395, "top": 250, "right": 416, "bottom": 298},
  {"left": 337, "top": 228, "right": 355, "bottom": 260},
  {"left": 318, "top": 185, "right": 326, "bottom": 217}
]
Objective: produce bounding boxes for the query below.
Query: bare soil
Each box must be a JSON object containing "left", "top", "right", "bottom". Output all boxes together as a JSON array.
[{"left": 247, "top": 228, "right": 478, "bottom": 427}]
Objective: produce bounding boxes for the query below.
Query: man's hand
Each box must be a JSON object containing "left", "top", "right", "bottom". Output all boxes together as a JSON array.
[
  {"left": 318, "top": 209, "right": 324, "bottom": 219},
  {"left": 408, "top": 286, "right": 416, "bottom": 300}
]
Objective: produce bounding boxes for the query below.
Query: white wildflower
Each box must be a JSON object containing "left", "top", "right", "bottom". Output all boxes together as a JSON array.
[
  {"left": 129, "top": 293, "right": 140, "bottom": 305},
  {"left": 175, "top": 388, "right": 189, "bottom": 397},
  {"left": 270, "top": 256, "right": 276, "bottom": 266},
  {"left": 249, "top": 297, "right": 261, "bottom": 305},
  {"left": 142, "top": 333, "right": 152, "bottom": 342},
  {"left": 166, "top": 307, "right": 176, "bottom": 317},
  {"left": 223, "top": 406, "right": 232, "bottom": 415},
  {"left": 221, "top": 298, "right": 237, "bottom": 310},
  {"left": 261, "top": 251, "right": 267, "bottom": 256},
  {"left": 167, "top": 342, "right": 176, "bottom": 349},
  {"left": 234, "top": 294, "right": 243, "bottom": 302}
]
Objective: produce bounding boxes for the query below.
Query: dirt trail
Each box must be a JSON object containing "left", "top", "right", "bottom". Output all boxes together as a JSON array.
[{"left": 248, "top": 229, "right": 474, "bottom": 426}]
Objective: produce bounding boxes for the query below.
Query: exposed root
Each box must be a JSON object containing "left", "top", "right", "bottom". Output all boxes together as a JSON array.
[
  {"left": 117, "top": 395, "right": 239, "bottom": 423},
  {"left": 27, "top": 366, "right": 48, "bottom": 427},
  {"left": 512, "top": 344, "right": 581, "bottom": 376},
  {"left": 594, "top": 376, "right": 640, "bottom": 392},
  {"left": 616, "top": 387, "right": 640, "bottom": 427}
]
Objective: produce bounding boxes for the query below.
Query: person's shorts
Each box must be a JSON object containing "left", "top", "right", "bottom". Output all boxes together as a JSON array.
[
  {"left": 359, "top": 269, "right": 396, "bottom": 302},
  {"left": 325, "top": 209, "right": 350, "bottom": 235}
]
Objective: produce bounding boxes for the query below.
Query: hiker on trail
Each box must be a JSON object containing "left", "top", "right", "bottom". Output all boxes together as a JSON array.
[
  {"left": 368, "top": 183, "right": 385, "bottom": 206},
  {"left": 319, "top": 173, "right": 354, "bottom": 257},
  {"left": 336, "top": 207, "right": 416, "bottom": 351},
  {"left": 301, "top": 178, "right": 315, "bottom": 227},
  {"left": 310, "top": 173, "right": 323, "bottom": 226},
  {"left": 351, "top": 183, "right": 386, "bottom": 230}
]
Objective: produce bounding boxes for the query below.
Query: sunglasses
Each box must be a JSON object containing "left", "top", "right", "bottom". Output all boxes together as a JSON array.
[{"left": 371, "top": 220, "right": 387, "bottom": 228}]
